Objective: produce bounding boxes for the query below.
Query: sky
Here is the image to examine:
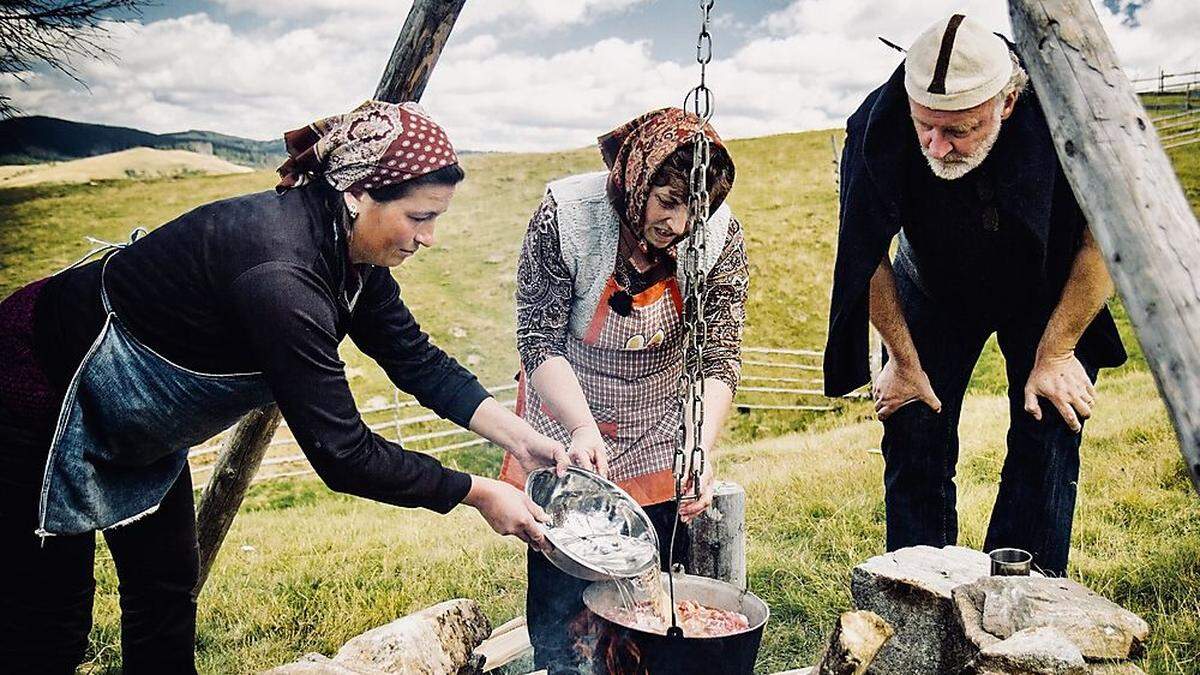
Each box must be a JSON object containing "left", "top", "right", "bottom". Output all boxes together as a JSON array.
[{"left": 2, "top": 0, "right": 1196, "bottom": 152}]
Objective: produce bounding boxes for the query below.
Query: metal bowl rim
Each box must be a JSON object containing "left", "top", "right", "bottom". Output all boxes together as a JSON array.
[{"left": 525, "top": 466, "right": 661, "bottom": 578}]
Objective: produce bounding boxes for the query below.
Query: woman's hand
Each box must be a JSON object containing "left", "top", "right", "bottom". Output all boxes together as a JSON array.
[
  {"left": 1024, "top": 350, "right": 1096, "bottom": 433},
  {"left": 873, "top": 359, "right": 942, "bottom": 420},
  {"left": 469, "top": 399, "right": 571, "bottom": 474},
  {"left": 678, "top": 458, "right": 715, "bottom": 524},
  {"left": 504, "top": 421, "right": 572, "bottom": 476},
  {"left": 567, "top": 423, "right": 609, "bottom": 478},
  {"left": 463, "top": 476, "right": 552, "bottom": 551}
]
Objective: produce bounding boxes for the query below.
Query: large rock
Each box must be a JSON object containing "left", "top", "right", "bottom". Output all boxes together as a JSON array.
[
  {"left": 965, "top": 626, "right": 1087, "bottom": 674},
  {"left": 266, "top": 599, "right": 491, "bottom": 675},
  {"left": 953, "top": 577, "right": 1149, "bottom": 661},
  {"left": 851, "top": 545, "right": 994, "bottom": 673}
]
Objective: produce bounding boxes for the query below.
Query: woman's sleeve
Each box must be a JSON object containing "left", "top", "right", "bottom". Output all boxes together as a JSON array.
[
  {"left": 516, "top": 193, "right": 574, "bottom": 375},
  {"left": 349, "top": 267, "right": 490, "bottom": 428},
  {"left": 701, "top": 216, "right": 749, "bottom": 394},
  {"left": 229, "top": 262, "right": 472, "bottom": 514}
]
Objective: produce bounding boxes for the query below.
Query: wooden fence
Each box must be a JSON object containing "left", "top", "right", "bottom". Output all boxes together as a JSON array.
[{"left": 188, "top": 346, "right": 866, "bottom": 490}]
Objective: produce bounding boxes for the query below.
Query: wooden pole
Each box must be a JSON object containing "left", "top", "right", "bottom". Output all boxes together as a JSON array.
[
  {"left": 375, "top": 0, "right": 467, "bottom": 103},
  {"left": 193, "top": 0, "right": 468, "bottom": 596},
  {"left": 687, "top": 481, "right": 747, "bottom": 590},
  {"left": 1009, "top": 0, "right": 1200, "bottom": 495},
  {"left": 194, "top": 406, "right": 281, "bottom": 593}
]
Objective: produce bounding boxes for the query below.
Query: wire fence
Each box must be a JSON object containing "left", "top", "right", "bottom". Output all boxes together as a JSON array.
[
  {"left": 189, "top": 345, "right": 867, "bottom": 490},
  {"left": 1154, "top": 108, "right": 1200, "bottom": 151}
]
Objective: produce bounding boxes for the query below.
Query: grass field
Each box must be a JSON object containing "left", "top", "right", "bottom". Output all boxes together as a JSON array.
[{"left": 1, "top": 130, "right": 1198, "bottom": 672}]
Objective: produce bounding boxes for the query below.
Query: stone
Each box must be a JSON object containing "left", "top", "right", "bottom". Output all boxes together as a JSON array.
[
  {"left": 851, "top": 545, "right": 994, "bottom": 673},
  {"left": 954, "top": 577, "right": 1149, "bottom": 661},
  {"left": 815, "top": 611, "right": 894, "bottom": 675},
  {"left": 267, "top": 599, "right": 491, "bottom": 675},
  {"left": 965, "top": 626, "right": 1087, "bottom": 674}
]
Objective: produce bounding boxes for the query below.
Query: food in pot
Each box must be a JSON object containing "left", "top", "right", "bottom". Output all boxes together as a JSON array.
[{"left": 610, "top": 598, "right": 750, "bottom": 637}]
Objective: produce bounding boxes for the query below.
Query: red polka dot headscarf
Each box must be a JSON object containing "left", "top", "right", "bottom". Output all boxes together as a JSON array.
[{"left": 275, "top": 100, "right": 459, "bottom": 194}]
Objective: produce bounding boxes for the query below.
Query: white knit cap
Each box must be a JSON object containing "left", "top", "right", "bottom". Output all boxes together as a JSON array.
[{"left": 904, "top": 14, "right": 1013, "bottom": 111}]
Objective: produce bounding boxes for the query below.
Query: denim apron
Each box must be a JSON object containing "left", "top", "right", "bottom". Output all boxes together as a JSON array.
[{"left": 36, "top": 234, "right": 274, "bottom": 537}]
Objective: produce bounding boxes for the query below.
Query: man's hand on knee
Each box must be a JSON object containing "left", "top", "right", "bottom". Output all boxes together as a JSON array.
[
  {"left": 1023, "top": 351, "right": 1096, "bottom": 433},
  {"left": 873, "top": 359, "right": 943, "bottom": 420}
]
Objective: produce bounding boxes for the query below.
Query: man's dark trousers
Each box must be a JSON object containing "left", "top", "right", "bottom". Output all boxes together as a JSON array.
[{"left": 880, "top": 263, "right": 1097, "bottom": 577}]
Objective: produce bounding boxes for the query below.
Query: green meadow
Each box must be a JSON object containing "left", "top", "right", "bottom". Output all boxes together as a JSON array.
[{"left": 1, "top": 131, "right": 1198, "bottom": 673}]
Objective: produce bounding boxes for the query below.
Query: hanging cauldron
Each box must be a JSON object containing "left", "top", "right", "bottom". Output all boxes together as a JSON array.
[{"left": 582, "top": 572, "right": 770, "bottom": 675}]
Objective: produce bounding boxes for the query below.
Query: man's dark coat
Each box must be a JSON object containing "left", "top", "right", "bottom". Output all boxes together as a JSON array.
[{"left": 823, "top": 61, "right": 1126, "bottom": 396}]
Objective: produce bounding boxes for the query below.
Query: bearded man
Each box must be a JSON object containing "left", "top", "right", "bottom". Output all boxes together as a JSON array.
[{"left": 823, "top": 14, "right": 1127, "bottom": 576}]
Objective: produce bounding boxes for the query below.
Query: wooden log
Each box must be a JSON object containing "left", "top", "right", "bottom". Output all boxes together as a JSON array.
[
  {"left": 687, "top": 481, "right": 746, "bottom": 590},
  {"left": 475, "top": 615, "right": 533, "bottom": 672},
  {"left": 194, "top": 0, "right": 467, "bottom": 596},
  {"left": 1009, "top": 0, "right": 1200, "bottom": 494},
  {"left": 814, "top": 611, "right": 894, "bottom": 675},
  {"left": 374, "top": 0, "right": 467, "bottom": 103},
  {"left": 194, "top": 405, "right": 282, "bottom": 594}
]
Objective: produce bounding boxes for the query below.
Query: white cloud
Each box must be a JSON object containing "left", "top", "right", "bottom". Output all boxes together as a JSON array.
[
  {"left": 457, "top": 0, "right": 650, "bottom": 33},
  {"left": 213, "top": 0, "right": 649, "bottom": 34},
  {"left": 2, "top": 1, "right": 1195, "bottom": 152},
  {"left": 1, "top": 13, "right": 383, "bottom": 139},
  {"left": 213, "top": 0, "right": 412, "bottom": 19}
]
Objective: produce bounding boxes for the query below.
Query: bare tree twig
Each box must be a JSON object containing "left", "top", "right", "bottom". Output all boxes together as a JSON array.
[{"left": 0, "top": 0, "right": 149, "bottom": 117}]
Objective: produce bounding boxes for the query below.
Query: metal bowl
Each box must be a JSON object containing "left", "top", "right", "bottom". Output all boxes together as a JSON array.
[{"left": 526, "top": 466, "right": 660, "bottom": 581}]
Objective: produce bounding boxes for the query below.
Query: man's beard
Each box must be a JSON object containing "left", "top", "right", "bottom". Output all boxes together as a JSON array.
[{"left": 922, "top": 108, "right": 1003, "bottom": 181}]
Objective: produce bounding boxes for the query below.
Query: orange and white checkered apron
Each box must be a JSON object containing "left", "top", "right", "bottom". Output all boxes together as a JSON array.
[{"left": 500, "top": 274, "right": 685, "bottom": 506}]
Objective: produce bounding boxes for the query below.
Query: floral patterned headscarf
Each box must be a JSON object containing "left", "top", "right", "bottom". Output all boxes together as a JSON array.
[
  {"left": 275, "top": 100, "right": 459, "bottom": 194},
  {"left": 598, "top": 107, "right": 734, "bottom": 231}
]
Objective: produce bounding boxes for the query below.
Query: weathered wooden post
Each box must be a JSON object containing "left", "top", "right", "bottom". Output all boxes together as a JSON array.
[
  {"left": 194, "top": 406, "right": 281, "bottom": 592},
  {"left": 687, "top": 480, "right": 747, "bottom": 590},
  {"left": 1008, "top": 0, "right": 1200, "bottom": 495},
  {"left": 193, "top": 0, "right": 468, "bottom": 596},
  {"left": 374, "top": 0, "right": 466, "bottom": 103}
]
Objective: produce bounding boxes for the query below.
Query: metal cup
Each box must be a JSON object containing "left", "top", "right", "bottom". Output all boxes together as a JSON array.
[{"left": 988, "top": 548, "right": 1033, "bottom": 576}]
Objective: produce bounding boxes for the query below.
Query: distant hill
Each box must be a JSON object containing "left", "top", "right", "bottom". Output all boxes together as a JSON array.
[
  {"left": 0, "top": 146, "right": 254, "bottom": 187},
  {"left": 0, "top": 116, "right": 285, "bottom": 168}
]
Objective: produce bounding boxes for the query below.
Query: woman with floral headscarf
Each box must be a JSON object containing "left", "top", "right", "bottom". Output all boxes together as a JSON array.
[
  {"left": 502, "top": 107, "right": 749, "bottom": 670},
  {"left": 0, "top": 101, "right": 569, "bottom": 673}
]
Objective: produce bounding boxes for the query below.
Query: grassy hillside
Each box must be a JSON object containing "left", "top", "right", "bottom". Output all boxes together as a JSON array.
[
  {"left": 1, "top": 132, "right": 1198, "bottom": 672},
  {"left": 0, "top": 147, "right": 253, "bottom": 188}
]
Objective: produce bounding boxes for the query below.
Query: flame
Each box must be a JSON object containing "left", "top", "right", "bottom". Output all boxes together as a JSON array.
[
  {"left": 599, "top": 624, "right": 649, "bottom": 675},
  {"left": 570, "top": 609, "right": 650, "bottom": 675}
]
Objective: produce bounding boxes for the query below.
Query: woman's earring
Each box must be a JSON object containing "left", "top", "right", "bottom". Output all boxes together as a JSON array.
[{"left": 347, "top": 203, "right": 359, "bottom": 219}]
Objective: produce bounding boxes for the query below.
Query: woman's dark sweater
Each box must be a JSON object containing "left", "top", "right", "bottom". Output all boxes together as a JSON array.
[{"left": 31, "top": 183, "right": 488, "bottom": 513}]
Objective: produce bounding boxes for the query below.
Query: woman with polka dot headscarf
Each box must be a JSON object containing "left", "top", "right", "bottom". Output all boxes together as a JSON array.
[{"left": 0, "top": 101, "right": 568, "bottom": 671}]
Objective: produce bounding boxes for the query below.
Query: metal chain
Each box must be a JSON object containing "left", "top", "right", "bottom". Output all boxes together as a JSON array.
[
  {"left": 674, "top": 0, "right": 715, "bottom": 505},
  {"left": 667, "top": 0, "right": 716, "bottom": 640}
]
